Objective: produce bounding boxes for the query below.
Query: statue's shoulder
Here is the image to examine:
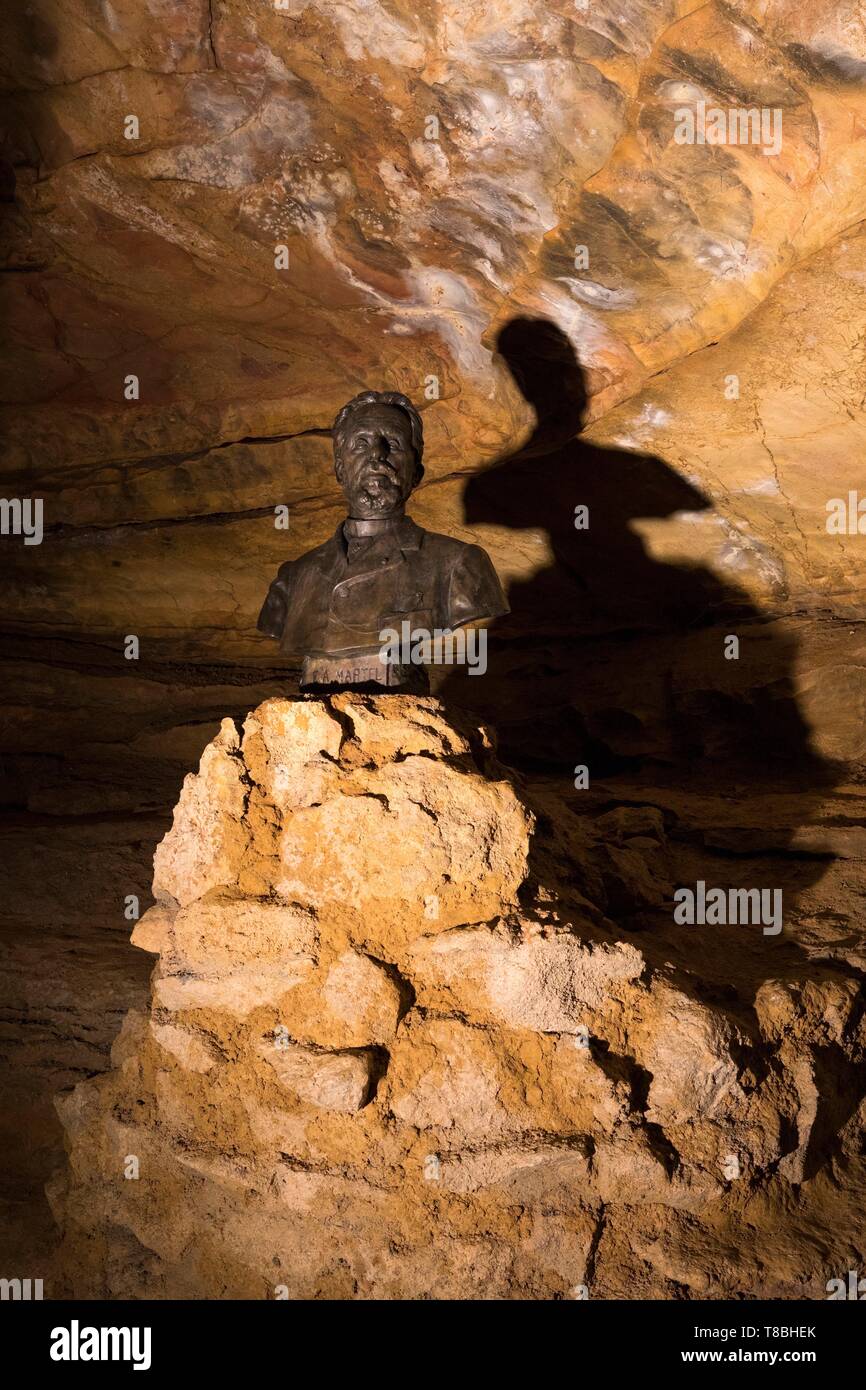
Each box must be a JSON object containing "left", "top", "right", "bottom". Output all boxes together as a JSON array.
[{"left": 412, "top": 523, "right": 508, "bottom": 622}]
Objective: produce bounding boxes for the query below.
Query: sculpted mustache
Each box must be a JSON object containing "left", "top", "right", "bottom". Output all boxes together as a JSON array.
[{"left": 358, "top": 465, "right": 400, "bottom": 482}]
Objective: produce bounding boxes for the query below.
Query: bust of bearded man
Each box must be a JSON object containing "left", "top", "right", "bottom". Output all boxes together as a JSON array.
[{"left": 257, "top": 390, "right": 509, "bottom": 690}]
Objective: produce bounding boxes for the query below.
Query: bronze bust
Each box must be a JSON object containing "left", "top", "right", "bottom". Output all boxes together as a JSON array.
[{"left": 258, "top": 390, "right": 509, "bottom": 689}]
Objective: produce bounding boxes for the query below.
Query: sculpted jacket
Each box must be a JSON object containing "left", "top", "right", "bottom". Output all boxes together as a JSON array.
[{"left": 257, "top": 515, "right": 509, "bottom": 674}]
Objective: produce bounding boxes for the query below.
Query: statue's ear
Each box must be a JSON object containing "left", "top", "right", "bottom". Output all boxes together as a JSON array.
[
  {"left": 413, "top": 459, "right": 425, "bottom": 487},
  {"left": 334, "top": 455, "right": 345, "bottom": 485}
]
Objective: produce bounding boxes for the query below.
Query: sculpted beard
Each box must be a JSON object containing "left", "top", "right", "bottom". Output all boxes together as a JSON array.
[{"left": 351, "top": 462, "right": 403, "bottom": 514}]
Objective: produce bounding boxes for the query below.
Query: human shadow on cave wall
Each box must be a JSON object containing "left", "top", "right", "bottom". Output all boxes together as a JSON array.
[
  {"left": 442, "top": 316, "right": 832, "bottom": 787},
  {"left": 440, "top": 318, "right": 852, "bottom": 1182}
]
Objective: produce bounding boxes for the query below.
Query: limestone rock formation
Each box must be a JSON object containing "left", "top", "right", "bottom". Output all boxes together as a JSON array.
[{"left": 49, "top": 696, "right": 866, "bottom": 1298}]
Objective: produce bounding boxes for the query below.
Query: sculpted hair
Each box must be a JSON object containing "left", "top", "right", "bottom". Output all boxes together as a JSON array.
[{"left": 332, "top": 391, "right": 425, "bottom": 481}]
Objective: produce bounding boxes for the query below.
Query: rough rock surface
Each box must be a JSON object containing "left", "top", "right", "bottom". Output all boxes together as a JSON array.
[
  {"left": 4, "top": 0, "right": 866, "bottom": 460},
  {"left": 48, "top": 696, "right": 866, "bottom": 1299}
]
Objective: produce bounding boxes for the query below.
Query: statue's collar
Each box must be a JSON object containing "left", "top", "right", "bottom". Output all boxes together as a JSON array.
[
  {"left": 344, "top": 516, "right": 396, "bottom": 538},
  {"left": 337, "top": 514, "right": 422, "bottom": 553}
]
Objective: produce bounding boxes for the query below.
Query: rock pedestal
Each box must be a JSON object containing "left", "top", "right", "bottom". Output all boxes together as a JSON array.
[{"left": 49, "top": 695, "right": 863, "bottom": 1299}]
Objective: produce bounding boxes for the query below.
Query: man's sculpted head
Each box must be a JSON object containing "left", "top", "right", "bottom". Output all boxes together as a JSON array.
[{"left": 333, "top": 391, "right": 424, "bottom": 520}]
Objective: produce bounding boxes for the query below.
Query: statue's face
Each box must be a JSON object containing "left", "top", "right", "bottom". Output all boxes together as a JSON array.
[{"left": 335, "top": 404, "right": 418, "bottom": 518}]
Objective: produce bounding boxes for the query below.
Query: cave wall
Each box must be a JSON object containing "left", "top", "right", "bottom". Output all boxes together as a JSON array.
[{"left": 1, "top": 0, "right": 866, "bottom": 808}]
